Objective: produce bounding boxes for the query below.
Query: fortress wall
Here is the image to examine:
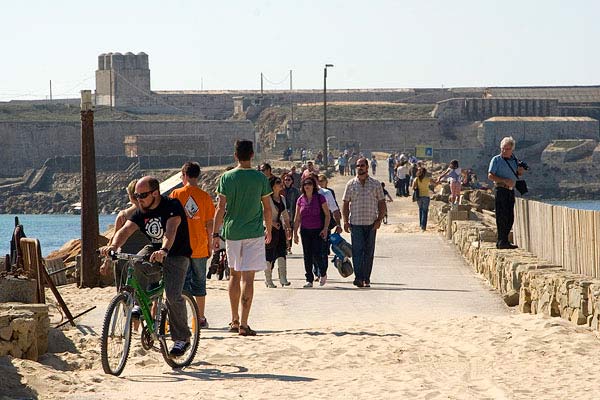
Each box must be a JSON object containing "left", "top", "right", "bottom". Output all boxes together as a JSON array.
[
  {"left": 434, "top": 98, "right": 560, "bottom": 122},
  {"left": 481, "top": 118, "right": 599, "bottom": 152},
  {"left": 0, "top": 120, "right": 254, "bottom": 176},
  {"left": 288, "top": 119, "right": 450, "bottom": 153}
]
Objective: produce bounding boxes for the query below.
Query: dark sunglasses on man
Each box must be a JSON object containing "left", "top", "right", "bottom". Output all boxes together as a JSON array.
[{"left": 134, "top": 189, "right": 156, "bottom": 199}]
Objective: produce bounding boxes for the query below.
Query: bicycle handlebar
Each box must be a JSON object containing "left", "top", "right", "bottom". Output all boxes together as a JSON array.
[{"left": 96, "top": 249, "right": 158, "bottom": 267}]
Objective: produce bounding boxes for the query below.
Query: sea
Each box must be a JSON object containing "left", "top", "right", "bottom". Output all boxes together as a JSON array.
[
  {"left": 0, "top": 214, "right": 114, "bottom": 257},
  {"left": 1, "top": 200, "right": 600, "bottom": 257}
]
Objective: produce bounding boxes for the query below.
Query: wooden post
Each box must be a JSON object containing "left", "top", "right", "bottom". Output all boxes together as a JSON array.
[{"left": 80, "top": 90, "right": 100, "bottom": 288}]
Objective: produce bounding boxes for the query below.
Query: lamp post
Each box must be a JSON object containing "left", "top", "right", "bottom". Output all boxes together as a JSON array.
[{"left": 323, "top": 64, "right": 334, "bottom": 169}]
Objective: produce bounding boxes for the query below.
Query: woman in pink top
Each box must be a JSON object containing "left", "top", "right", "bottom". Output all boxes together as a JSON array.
[{"left": 293, "top": 177, "right": 330, "bottom": 287}]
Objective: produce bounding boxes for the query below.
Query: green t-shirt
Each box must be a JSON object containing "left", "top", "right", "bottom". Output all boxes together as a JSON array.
[{"left": 217, "top": 168, "right": 272, "bottom": 241}]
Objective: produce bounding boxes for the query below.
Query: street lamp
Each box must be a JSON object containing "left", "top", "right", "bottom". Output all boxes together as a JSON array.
[{"left": 323, "top": 64, "right": 334, "bottom": 169}]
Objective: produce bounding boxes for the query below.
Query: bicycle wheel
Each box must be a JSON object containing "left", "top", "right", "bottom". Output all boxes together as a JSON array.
[
  {"left": 159, "top": 292, "right": 200, "bottom": 369},
  {"left": 100, "top": 292, "right": 133, "bottom": 376}
]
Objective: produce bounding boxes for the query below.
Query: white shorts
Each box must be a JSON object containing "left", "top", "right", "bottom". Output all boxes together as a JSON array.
[{"left": 225, "top": 237, "right": 266, "bottom": 272}]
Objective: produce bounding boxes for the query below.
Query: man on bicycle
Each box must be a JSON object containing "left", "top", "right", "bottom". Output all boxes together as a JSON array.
[{"left": 100, "top": 176, "right": 193, "bottom": 357}]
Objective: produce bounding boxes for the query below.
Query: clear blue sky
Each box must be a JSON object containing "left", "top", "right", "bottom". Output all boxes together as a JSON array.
[{"left": 0, "top": 0, "right": 597, "bottom": 100}]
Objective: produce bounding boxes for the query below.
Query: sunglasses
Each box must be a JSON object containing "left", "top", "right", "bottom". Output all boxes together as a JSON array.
[
  {"left": 284, "top": 178, "right": 292, "bottom": 181},
  {"left": 133, "top": 189, "right": 156, "bottom": 199}
]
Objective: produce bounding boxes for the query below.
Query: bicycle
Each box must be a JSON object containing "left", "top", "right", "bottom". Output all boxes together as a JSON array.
[{"left": 99, "top": 250, "right": 200, "bottom": 376}]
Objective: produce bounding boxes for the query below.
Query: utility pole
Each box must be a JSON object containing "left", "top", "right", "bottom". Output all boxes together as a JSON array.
[
  {"left": 260, "top": 72, "right": 264, "bottom": 97},
  {"left": 49, "top": 80, "right": 52, "bottom": 103},
  {"left": 109, "top": 68, "right": 113, "bottom": 109},
  {"left": 79, "top": 90, "right": 100, "bottom": 288},
  {"left": 323, "top": 64, "right": 334, "bottom": 169},
  {"left": 290, "top": 70, "right": 294, "bottom": 154}
]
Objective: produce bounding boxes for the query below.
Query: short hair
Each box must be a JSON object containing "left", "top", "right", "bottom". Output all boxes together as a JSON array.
[
  {"left": 450, "top": 159, "right": 459, "bottom": 169},
  {"left": 182, "top": 161, "right": 200, "bottom": 178},
  {"left": 235, "top": 140, "right": 254, "bottom": 161},
  {"left": 500, "top": 136, "right": 515, "bottom": 150},
  {"left": 126, "top": 179, "right": 138, "bottom": 197},
  {"left": 260, "top": 162, "right": 272, "bottom": 171},
  {"left": 317, "top": 174, "right": 327, "bottom": 182}
]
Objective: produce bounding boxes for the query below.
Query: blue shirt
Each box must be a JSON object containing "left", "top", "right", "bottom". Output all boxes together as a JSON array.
[{"left": 488, "top": 155, "right": 518, "bottom": 181}]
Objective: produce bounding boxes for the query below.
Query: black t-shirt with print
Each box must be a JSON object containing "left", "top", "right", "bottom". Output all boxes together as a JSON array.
[{"left": 129, "top": 196, "right": 192, "bottom": 257}]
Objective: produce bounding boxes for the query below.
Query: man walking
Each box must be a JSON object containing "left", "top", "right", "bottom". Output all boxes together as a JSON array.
[
  {"left": 342, "top": 158, "right": 386, "bottom": 288},
  {"left": 100, "top": 176, "right": 192, "bottom": 356},
  {"left": 488, "top": 136, "right": 525, "bottom": 249},
  {"left": 170, "top": 162, "right": 215, "bottom": 329},
  {"left": 213, "top": 140, "right": 272, "bottom": 336}
]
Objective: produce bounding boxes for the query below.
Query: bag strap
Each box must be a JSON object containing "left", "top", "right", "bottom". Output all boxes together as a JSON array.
[{"left": 503, "top": 156, "right": 519, "bottom": 179}]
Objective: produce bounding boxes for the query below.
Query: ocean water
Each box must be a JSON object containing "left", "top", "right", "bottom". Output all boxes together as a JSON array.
[
  {"left": 546, "top": 200, "right": 600, "bottom": 212},
  {"left": 2, "top": 200, "right": 600, "bottom": 258},
  {"left": 0, "top": 214, "right": 114, "bottom": 257}
]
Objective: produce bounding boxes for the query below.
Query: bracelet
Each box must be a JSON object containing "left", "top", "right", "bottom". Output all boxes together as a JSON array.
[
  {"left": 160, "top": 247, "right": 169, "bottom": 254},
  {"left": 212, "top": 233, "right": 220, "bottom": 238}
]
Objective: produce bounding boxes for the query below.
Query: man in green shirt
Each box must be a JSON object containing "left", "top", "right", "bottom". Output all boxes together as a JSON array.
[{"left": 213, "top": 140, "right": 272, "bottom": 336}]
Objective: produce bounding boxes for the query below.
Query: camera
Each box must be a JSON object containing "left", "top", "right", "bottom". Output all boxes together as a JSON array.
[{"left": 517, "top": 160, "right": 529, "bottom": 170}]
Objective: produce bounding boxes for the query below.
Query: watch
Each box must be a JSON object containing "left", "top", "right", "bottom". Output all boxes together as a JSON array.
[
  {"left": 212, "top": 233, "right": 220, "bottom": 238},
  {"left": 160, "top": 247, "right": 169, "bottom": 254}
]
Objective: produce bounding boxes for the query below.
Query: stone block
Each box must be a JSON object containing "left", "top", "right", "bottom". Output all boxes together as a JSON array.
[
  {"left": 0, "top": 277, "right": 38, "bottom": 303},
  {"left": 0, "top": 326, "right": 13, "bottom": 341}
]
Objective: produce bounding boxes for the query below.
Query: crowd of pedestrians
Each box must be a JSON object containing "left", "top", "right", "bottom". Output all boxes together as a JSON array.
[{"left": 100, "top": 139, "right": 521, "bottom": 339}]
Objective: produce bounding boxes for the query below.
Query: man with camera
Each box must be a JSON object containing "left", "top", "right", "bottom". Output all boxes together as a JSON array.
[{"left": 488, "top": 136, "right": 527, "bottom": 250}]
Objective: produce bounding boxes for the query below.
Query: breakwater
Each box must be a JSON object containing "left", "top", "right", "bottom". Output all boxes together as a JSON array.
[{"left": 432, "top": 200, "right": 600, "bottom": 333}]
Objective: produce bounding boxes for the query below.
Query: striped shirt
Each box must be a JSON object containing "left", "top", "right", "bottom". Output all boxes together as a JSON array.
[{"left": 342, "top": 176, "right": 385, "bottom": 225}]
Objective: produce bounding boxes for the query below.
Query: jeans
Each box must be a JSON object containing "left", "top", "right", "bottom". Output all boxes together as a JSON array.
[
  {"left": 300, "top": 228, "right": 326, "bottom": 282},
  {"left": 404, "top": 175, "right": 410, "bottom": 196},
  {"left": 397, "top": 179, "right": 407, "bottom": 196},
  {"left": 350, "top": 224, "right": 377, "bottom": 283},
  {"left": 417, "top": 197, "right": 430, "bottom": 230},
  {"left": 339, "top": 165, "right": 345, "bottom": 175},
  {"left": 350, "top": 165, "right": 356, "bottom": 176},
  {"left": 388, "top": 168, "right": 395, "bottom": 183},
  {"left": 164, "top": 255, "right": 192, "bottom": 342},
  {"left": 185, "top": 257, "right": 207, "bottom": 296},
  {"left": 495, "top": 187, "right": 515, "bottom": 246}
]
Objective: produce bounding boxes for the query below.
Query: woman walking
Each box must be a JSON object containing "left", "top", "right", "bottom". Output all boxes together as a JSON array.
[
  {"left": 264, "top": 176, "right": 292, "bottom": 287},
  {"left": 283, "top": 173, "right": 300, "bottom": 253},
  {"left": 412, "top": 166, "right": 432, "bottom": 231},
  {"left": 293, "top": 177, "right": 331, "bottom": 287},
  {"left": 437, "top": 159, "right": 462, "bottom": 204}
]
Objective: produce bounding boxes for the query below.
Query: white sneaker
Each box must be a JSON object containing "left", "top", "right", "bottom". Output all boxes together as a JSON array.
[{"left": 303, "top": 282, "right": 313, "bottom": 288}]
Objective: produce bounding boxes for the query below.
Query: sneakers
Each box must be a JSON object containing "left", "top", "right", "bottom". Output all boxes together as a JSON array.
[
  {"left": 199, "top": 317, "right": 209, "bottom": 329},
  {"left": 131, "top": 305, "right": 141, "bottom": 319},
  {"left": 352, "top": 280, "right": 364, "bottom": 288},
  {"left": 303, "top": 281, "right": 313, "bottom": 288},
  {"left": 319, "top": 275, "right": 327, "bottom": 286},
  {"left": 169, "top": 340, "right": 190, "bottom": 357}
]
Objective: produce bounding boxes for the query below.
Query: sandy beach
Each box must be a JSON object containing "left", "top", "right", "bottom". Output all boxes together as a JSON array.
[{"left": 3, "top": 170, "right": 600, "bottom": 400}]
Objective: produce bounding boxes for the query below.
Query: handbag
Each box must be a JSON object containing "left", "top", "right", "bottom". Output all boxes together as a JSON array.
[
  {"left": 503, "top": 157, "right": 528, "bottom": 195},
  {"left": 412, "top": 186, "right": 419, "bottom": 202}
]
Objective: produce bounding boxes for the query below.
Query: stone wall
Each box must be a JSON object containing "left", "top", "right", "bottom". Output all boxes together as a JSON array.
[
  {"left": 0, "top": 303, "right": 49, "bottom": 361},
  {"left": 286, "top": 119, "right": 452, "bottom": 153},
  {"left": 0, "top": 120, "right": 254, "bottom": 176},
  {"left": 431, "top": 202, "right": 600, "bottom": 334},
  {"left": 433, "top": 98, "right": 559, "bottom": 123},
  {"left": 540, "top": 139, "right": 597, "bottom": 163},
  {"left": 479, "top": 116, "right": 599, "bottom": 153}
]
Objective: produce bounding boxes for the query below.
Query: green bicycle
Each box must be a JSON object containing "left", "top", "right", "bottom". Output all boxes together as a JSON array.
[{"left": 99, "top": 251, "right": 200, "bottom": 376}]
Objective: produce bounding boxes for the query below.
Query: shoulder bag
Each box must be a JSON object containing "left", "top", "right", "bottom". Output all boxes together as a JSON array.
[{"left": 503, "top": 157, "right": 528, "bottom": 195}]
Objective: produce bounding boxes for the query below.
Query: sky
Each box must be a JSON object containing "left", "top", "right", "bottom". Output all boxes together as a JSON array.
[{"left": 0, "top": 0, "right": 598, "bottom": 101}]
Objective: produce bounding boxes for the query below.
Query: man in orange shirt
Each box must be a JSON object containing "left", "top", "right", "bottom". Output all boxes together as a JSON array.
[{"left": 170, "top": 162, "right": 215, "bottom": 328}]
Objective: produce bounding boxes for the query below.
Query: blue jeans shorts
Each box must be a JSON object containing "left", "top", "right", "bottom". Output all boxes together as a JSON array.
[{"left": 184, "top": 257, "right": 208, "bottom": 297}]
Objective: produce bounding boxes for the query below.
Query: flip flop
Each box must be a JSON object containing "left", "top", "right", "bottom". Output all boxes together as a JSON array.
[
  {"left": 238, "top": 325, "right": 257, "bottom": 336},
  {"left": 228, "top": 320, "right": 240, "bottom": 333}
]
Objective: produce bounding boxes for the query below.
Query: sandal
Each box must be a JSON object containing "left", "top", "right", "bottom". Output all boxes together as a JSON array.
[
  {"left": 228, "top": 320, "right": 240, "bottom": 333},
  {"left": 238, "top": 325, "right": 257, "bottom": 336}
]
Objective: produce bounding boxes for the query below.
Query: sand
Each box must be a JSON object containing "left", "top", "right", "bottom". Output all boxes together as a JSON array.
[{"left": 3, "top": 170, "right": 600, "bottom": 399}]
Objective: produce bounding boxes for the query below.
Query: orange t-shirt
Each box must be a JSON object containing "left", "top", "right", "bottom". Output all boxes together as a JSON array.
[{"left": 170, "top": 185, "right": 215, "bottom": 258}]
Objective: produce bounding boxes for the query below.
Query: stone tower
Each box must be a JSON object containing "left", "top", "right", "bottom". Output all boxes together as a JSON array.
[{"left": 95, "top": 52, "right": 150, "bottom": 107}]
